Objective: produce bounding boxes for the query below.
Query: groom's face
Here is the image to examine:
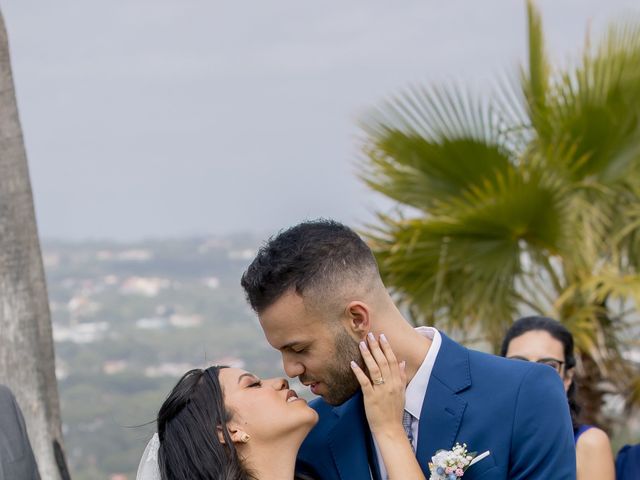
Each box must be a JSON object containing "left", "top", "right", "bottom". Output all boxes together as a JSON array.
[{"left": 259, "top": 290, "right": 364, "bottom": 406}]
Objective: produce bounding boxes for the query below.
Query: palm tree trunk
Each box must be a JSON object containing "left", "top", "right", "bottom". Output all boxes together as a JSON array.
[{"left": 0, "top": 9, "right": 66, "bottom": 479}]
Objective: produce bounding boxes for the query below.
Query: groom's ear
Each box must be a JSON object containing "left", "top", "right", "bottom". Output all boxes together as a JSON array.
[{"left": 344, "top": 301, "right": 370, "bottom": 338}]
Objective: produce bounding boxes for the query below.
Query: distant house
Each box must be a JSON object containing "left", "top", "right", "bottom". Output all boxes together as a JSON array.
[
  {"left": 56, "top": 360, "right": 69, "bottom": 380},
  {"left": 135, "top": 317, "right": 167, "bottom": 330},
  {"left": 97, "top": 249, "right": 153, "bottom": 262},
  {"left": 103, "top": 360, "right": 128, "bottom": 375},
  {"left": 67, "top": 295, "right": 101, "bottom": 317},
  {"left": 144, "top": 363, "right": 198, "bottom": 378},
  {"left": 53, "top": 322, "right": 109, "bottom": 344},
  {"left": 116, "top": 249, "right": 153, "bottom": 261},
  {"left": 169, "top": 314, "right": 203, "bottom": 329},
  {"left": 120, "top": 276, "right": 170, "bottom": 297},
  {"left": 42, "top": 252, "right": 61, "bottom": 268},
  {"left": 228, "top": 248, "right": 256, "bottom": 260}
]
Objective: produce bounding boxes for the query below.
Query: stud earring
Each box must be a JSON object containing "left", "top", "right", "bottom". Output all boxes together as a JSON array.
[{"left": 240, "top": 433, "right": 251, "bottom": 443}]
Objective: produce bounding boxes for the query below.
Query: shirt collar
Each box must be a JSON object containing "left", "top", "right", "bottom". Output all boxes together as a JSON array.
[{"left": 404, "top": 326, "right": 441, "bottom": 420}]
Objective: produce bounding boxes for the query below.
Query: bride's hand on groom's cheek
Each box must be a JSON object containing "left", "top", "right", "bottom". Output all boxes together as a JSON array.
[{"left": 350, "top": 333, "right": 407, "bottom": 436}]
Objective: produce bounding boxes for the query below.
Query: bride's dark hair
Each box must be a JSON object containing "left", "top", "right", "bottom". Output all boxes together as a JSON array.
[{"left": 157, "top": 366, "right": 255, "bottom": 480}]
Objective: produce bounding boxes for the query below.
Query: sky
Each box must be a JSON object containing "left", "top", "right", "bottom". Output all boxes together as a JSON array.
[{"left": 2, "top": 0, "right": 639, "bottom": 240}]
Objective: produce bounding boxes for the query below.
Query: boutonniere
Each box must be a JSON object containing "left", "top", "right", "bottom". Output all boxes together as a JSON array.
[{"left": 428, "top": 442, "right": 490, "bottom": 479}]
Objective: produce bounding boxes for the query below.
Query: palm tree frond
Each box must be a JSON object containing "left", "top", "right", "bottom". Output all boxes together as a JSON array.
[
  {"left": 359, "top": 4, "right": 640, "bottom": 424},
  {"left": 538, "top": 20, "right": 640, "bottom": 183},
  {"left": 522, "top": 0, "right": 550, "bottom": 127},
  {"left": 361, "top": 85, "right": 515, "bottom": 210}
]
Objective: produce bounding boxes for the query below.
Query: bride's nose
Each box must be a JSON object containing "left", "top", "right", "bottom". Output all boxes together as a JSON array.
[{"left": 273, "top": 378, "right": 289, "bottom": 390}]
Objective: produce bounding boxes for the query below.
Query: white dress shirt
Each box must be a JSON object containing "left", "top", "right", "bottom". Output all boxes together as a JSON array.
[{"left": 372, "top": 327, "right": 442, "bottom": 479}]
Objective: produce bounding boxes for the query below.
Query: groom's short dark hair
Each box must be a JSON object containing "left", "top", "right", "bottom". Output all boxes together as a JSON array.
[{"left": 241, "top": 219, "right": 379, "bottom": 313}]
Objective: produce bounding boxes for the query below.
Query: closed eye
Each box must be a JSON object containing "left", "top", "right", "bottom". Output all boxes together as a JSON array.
[
  {"left": 248, "top": 380, "right": 262, "bottom": 388},
  {"left": 280, "top": 341, "right": 311, "bottom": 355},
  {"left": 290, "top": 344, "right": 311, "bottom": 354}
]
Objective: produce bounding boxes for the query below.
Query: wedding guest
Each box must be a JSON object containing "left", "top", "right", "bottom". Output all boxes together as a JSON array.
[
  {"left": 0, "top": 384, "right": 40, "bottom": 480},
  {"left": 501, "top": 316, "right": 615, "bottom": 480},
  {"left": 615, "top": 443, "right": 640, "bottom": 480}
]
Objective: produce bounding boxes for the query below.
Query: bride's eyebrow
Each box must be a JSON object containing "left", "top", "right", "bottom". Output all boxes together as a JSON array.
[{"left": 237, "top": 373, "right": 259, "bottom": 384}]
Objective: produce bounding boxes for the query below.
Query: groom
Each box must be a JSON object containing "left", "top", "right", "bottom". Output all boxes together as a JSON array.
[{"left": 241, "top": 219, "right": 576, "bottom": 479}]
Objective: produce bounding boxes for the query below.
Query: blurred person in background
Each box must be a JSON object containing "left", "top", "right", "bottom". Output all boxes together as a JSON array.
[
  {"left": 0, "top": 384, "right": 40, "bottom": 480},
  {"left": 615, "top": 443, "right": 640, "bottom": 480},
  {"left": 501, "top": 316, "right": 615, "bottom": 480}
]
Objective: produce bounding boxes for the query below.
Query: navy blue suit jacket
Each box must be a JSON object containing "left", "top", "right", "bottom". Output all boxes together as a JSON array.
[{"left": 297, "top": 332, "right": 576, "bottom": 479}]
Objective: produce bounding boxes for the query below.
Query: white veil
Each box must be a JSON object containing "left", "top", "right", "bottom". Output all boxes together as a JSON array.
[{"left": 136, "top": 433, "right": 161, "bottom": 480}]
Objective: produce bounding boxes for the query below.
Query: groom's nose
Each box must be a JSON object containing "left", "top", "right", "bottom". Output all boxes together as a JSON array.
[{"left": 282, "top": 354, "right": 304, "bottom": 379}]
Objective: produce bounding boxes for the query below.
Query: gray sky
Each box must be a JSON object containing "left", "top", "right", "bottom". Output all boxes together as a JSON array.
[{"left": 2, "top": 0, "right": 639, "bottom": 240}]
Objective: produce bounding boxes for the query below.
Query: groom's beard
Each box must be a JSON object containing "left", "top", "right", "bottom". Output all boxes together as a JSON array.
[{"left": 312, "top": 328, "right": 365, "bottom": 406}]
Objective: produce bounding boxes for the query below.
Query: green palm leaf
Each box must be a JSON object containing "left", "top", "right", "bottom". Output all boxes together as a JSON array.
[
  {"left": 359, "top": 0, "right": 640, "bottom": 424},
  {"left": 366, "top": 162, "right": 571, "bottom": 344},
  {"left": 522, "top": 0, "right": 550, "bottom": 133},
  {"left": 361, "top": 85, "right": 513, "bottom": 211},
  {"left": 537, "top": 22, "right": 640, "bottom": 183}
]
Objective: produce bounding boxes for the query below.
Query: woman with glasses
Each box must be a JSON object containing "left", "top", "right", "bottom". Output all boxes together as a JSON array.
[{"left": 500, "top": 316, "right": 615, "bottom": 480}]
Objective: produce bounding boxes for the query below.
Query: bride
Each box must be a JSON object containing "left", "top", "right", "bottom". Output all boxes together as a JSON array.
[{"left": 137, "top": 334, "right": 426, "bottom": 479}]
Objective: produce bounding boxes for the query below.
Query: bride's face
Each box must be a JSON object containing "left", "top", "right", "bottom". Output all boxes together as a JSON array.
[{"left": 218, "top": 368, "right": 318, "bottom": 443}]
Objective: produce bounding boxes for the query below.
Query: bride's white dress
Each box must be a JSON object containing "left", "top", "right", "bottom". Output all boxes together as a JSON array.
[{"left": 137, "top": 433, "right": 161, "bottom": 480}]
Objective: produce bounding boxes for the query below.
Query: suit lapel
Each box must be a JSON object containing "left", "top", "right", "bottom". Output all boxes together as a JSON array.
[
  {"left": 416, "top": 332, "right": 471, "bottom": 471},
  {"left": 329, "top": 392, "right": 375, "bottom": 480},
  {"left": 327, "top": 332, "right": 471, "bottom": 478}
]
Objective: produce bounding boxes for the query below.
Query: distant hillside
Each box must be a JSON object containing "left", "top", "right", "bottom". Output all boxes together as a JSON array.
[{"left": 43, "top": 235, "right": 285, "bottom": 480}]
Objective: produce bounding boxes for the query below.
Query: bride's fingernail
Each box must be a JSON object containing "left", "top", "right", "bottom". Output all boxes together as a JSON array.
[
  {"left": 380, "top": 333, "right": 388, "bottom": 343},
  {"left": 359, "top": 341, "right": 367, "bottom": 351},
  {"left": 367, "top": 332, "right": 375, "bottom": 342},
  {"left": 350, "top": 360, "right": 357, "bottom": 368}
]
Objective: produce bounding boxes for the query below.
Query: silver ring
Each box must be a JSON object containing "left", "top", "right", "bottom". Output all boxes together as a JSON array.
[{"left": 373, "top": 377, "right": 385, "bottom": 385}]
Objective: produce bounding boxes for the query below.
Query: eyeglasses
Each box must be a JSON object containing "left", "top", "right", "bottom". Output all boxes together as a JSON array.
[{"left": 507, "top": 356, "right": 565, "bottom": 373}]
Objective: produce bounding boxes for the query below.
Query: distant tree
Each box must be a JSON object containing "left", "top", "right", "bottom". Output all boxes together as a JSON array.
[
  {"left": 360, "top": 0, "right": 640, "bottom": 429},
  {"left": 0, "top": 9, "right": 67, "bottom": 479}
]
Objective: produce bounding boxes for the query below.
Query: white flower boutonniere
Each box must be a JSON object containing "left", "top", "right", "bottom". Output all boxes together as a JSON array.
[{"left": 428, "top": 442, "right": 490, "bottom": 479}]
